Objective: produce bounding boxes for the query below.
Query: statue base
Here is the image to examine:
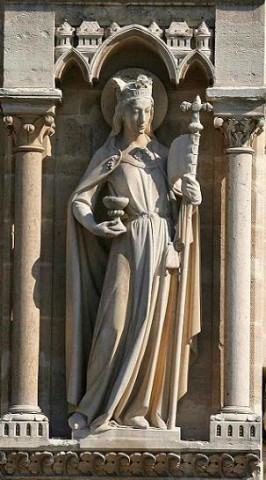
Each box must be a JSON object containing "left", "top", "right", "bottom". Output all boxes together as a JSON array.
[{"left": 73, "top": 427, "right": 181, "bottom": 450}]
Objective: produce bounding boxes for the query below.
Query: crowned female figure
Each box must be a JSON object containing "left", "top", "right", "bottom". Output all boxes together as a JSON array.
[{"left": 66, "top": 74, "right": 201, "bottom": 432}]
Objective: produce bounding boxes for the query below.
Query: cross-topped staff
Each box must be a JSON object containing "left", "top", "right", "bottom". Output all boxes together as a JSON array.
[
  {"left": 181, "top": 95, "right": 213, "bottom": 133},
  {"left": 168, "top": 96, "right": 213, "bottom": 431}
]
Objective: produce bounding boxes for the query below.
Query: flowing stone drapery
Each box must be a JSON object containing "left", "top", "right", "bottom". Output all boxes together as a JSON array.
[{"left": 0, "top": 90, "right": 61, "bottom": 443}]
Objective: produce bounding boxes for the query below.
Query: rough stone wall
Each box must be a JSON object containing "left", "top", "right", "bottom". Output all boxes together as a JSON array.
[
  {"left": 2, "top": 7, "right": 55, "bottom": 88},
  {"left": 215, "top": 4, "right": 265, "bottom": 87}
]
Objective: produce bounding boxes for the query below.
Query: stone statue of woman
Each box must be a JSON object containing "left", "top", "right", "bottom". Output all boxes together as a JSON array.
[{"left": 66, "top": 74, "right": 201, "bottom": 432}]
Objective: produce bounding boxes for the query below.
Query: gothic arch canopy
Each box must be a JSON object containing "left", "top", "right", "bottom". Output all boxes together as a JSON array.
[
  {"left": 54, "top": 26, "right": 215, "bottom": 87},
  {"left": 55, "top": 48, "right": 91, "bottom": 83},
  {"left": 90, "top": 25, "right": 178, "bottom": 84},
  {"left": 177, "top": 50, "right": 215, "bottom": 85}
]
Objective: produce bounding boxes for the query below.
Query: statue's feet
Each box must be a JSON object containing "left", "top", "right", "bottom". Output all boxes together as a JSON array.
[
  {"left": 91, "top": 422, "right": 113, "bottom": 433},
  {"left": 68, "top": 412, "right": 87, "bottom": 430},
  {"left": 128, "top": 416, "right": 149, "bottom": 429}
]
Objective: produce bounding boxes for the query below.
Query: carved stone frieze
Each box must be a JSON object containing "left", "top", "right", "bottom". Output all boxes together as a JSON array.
[
  {"left": 214, "top": 116, "right": 264, "bottom": 149},
  {"left": 54, "top": 20, "right": 214, "bottom": 78},
  {"left": 3, "top": 114, "right": 55, "bottom": 154},
  {"left": 0, "top": 450, "right": 260, "bottom": 478}
]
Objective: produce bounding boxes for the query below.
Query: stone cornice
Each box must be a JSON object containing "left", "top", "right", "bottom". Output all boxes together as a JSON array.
[
  {"left": 3, "top": 0, "right": 215, "bottom": 5},
  {"left": 0, "top": 88, "right": 62, "bottom": 116},
  {"left": 0, "top": 450, "right": 260, "bottom": 478},
  {"left": 206, "top": 87, "right": 266, "bottom": 117}
]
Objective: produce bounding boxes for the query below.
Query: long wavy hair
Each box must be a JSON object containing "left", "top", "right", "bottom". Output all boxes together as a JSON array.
[{"left": 109, "top": 97, "right": 154, "bottom": 138}]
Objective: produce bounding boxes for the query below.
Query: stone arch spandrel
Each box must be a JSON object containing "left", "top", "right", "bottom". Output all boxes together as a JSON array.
[
  {"left": 178, "top": 50, "right": 215, "bottom": 86},
  {"left": 90, "top": 25, "right": 178, "bottom": 85},
  {"left": 55, "top": 49, "right": 91, "bottom": 84}
]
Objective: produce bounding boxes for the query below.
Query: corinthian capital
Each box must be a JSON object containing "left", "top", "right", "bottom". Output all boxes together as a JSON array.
[
  {"left": 214, "top": 116, "right": 264, "bottom": 149},
  {"left": 3, "top": 114, "right": 56, "bottom": 155}
]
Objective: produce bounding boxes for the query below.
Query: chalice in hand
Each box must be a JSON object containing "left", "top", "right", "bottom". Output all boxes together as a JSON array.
[{"left": 103, "top": 196, "right": 129, "bottom": 221}]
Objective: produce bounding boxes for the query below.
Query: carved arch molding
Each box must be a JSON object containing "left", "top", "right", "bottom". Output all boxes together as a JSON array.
[{"left": 55, "top": 21, "right": 215, "bottom": 85}]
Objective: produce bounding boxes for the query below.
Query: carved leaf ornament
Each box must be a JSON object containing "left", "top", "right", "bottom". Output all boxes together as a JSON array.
[
  {"left": 0, "top": 450, "right": 259, "bottom": 478},
  {"left": 214, "top": 117, "right": 264, "bottom": 149}
]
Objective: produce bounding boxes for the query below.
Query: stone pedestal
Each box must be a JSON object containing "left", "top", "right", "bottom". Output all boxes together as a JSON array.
[{"left": 73, "top": 428, "right": 181, "bottom": 450}]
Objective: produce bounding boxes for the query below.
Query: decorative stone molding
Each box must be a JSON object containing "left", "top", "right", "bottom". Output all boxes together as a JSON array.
[
  {"left": 148, "top": 21, "right": 163, "bottom": 38},
  {"left": 0, "top": 420, "right": 49, "bottom": 446},
  {"left": 76, "top": 21, "right": 104, "bottom": 62},
  {"left": 210, "top": 416, "right": 260, "bottom": 444},
  {"left": 3, "top": 114, "right": 55, "bottom": 155},
  {"left": 194, "top": 21, "right": 211, "bottom": 59},
  {"left": 106, "top": 21, "right": 121, "bottom": 37},
  {"left": 0, "top": 450, "right": 260, "bottom": 478},
  {"left": 214, "top": 116, "right": 264, "bottom": 149},
  {"left": 54, "top": 21, "right": 214, "bottom": 85},
  {"left": 165, "top": 21, "right": 193, "bottom": 66},
  {"left": 55, "top": 20, "right": 75, "bottom": 60}
]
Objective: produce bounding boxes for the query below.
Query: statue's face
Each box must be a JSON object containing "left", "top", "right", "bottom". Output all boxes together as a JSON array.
[{"left": 122, "top": 97, "right": 153, "bottom": 135}]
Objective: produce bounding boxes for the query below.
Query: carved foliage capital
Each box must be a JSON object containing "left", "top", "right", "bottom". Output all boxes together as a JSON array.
[
  {"left": 214, "top": 116, "right": 264, "bottom": 149},
  {"left": 2, "top": 114, "right": 56, "bottom": 154}
]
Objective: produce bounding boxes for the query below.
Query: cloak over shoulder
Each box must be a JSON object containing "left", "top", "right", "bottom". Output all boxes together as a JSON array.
[{"left": 66, "top": 138, "right": 123, "bottom": 407}]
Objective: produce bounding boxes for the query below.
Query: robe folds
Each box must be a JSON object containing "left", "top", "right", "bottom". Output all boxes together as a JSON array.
[{"left": 66, "top": 135, "right": 201, "bottom": 430}]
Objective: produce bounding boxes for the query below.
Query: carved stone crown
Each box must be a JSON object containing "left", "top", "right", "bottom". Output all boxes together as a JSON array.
[{"left": 112, "top": 74, "right": 153, "bottom": 105}]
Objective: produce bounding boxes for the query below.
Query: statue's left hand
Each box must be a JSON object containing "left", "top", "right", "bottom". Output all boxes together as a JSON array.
[
  {"left": 94, "top": 218, "right": 127, "bottom": 238},
  {"left": 181, "top": 173, "right": 202, "bottom": 206}
]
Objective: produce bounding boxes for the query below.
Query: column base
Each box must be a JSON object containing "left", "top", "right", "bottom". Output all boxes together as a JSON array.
[
  {"left": 210, "top": 410, "right": 261, "bottom": 445},
  {"left": 0, "top": 411, "right": 49, "bottom": 447},
  {"left": 222, "top": 405, "right": 253, "bottom": 415}
]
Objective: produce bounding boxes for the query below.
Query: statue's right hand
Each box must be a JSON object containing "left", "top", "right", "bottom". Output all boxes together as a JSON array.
[{"left": 93, "top": 219, "right": 127, "bottom": 238}]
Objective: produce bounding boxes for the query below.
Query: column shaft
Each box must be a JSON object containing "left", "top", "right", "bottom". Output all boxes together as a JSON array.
[
  {"left": 11, "top": 149, "right": 43, "bottom": 413},
  {"left": 224, "top": 147, "right": 253, "bottom": 413}
]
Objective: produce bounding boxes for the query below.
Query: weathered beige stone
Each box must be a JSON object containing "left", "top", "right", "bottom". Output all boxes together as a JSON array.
[
  {"left": 3, "top": 11, "right": 55, "bottom": 88},
  {"left": 0, "top": 0, "right": 265, "bottom": 473}
]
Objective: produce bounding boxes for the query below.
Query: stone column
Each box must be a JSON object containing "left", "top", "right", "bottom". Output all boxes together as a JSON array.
[
  {"left": 3, "top": 115, "right": 55, "bottom": 419},
  {"left": 215, "top": 117, "right": 264, "bottom": 415},
  {"left": 0, "top": 89, "right": 61, "bottom": 445},
  {"left": 209, "top": 111, "right": 264, "bottom": 444},
  {"left": 205, "top": 87, "right": 265, "bottom": 444}
]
